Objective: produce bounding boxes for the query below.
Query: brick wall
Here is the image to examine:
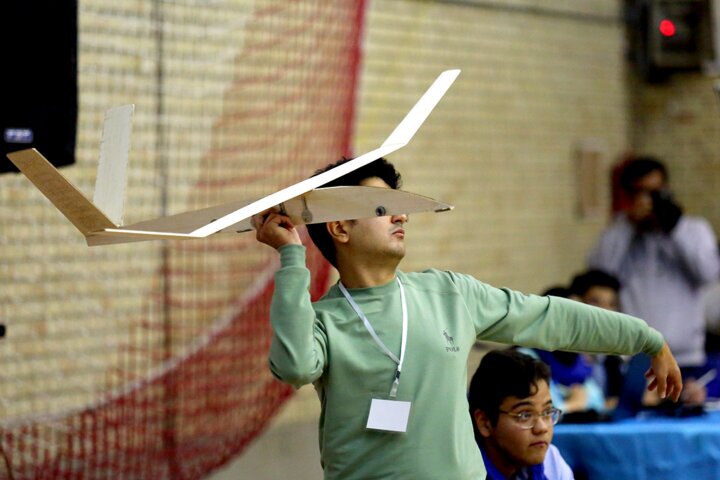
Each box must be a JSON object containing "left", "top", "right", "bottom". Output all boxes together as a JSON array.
[
  {"left": 357, "top": 0, "right": 628, "bottom": 293},
  {"left": 7, "top": 0, "right": 708, "bottom": 477}
]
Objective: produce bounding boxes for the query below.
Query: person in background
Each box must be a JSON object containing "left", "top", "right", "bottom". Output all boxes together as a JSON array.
[
  {"left": 588, "top": 156, "right": 719, "bottom": 401},
  {"left": 469, "top": 349, "right": 574, "bottom": 480},
  {"left": 569, "top": 269, "right": 624, "bottom": 409},
  {"left": 524, "top": 287, "right": 606, "bottom": 415},
  {"left": 704, "top": 280, "right": 720, "bottom": 355},
  {"left": 569, "top": 269, "right": 620, "bottom": 312},
  {"left": 702, "top": 279, "right": 720, "bottom": 399}
]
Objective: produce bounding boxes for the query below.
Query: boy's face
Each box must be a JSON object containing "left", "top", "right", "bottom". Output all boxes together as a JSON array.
[
  {"left": 475, "top": 380, "right": 554, "bottom": 471},
  {"left": 582, "top": 286, "right": 619, "bottom": 312}
]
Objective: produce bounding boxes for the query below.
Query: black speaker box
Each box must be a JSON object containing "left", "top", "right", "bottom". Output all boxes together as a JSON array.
[{"left": 1, "top": 1, "right": 78, "bottom": 173}]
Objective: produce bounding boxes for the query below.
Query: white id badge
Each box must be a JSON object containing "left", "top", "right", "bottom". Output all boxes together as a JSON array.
[{"left": 366, "top": 398, "right": 412, "bottom": 433}]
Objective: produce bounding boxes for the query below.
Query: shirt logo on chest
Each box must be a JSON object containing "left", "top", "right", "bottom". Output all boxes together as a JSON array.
[{"left": 443, "top": 329, "right": 459, "bottom": 352}]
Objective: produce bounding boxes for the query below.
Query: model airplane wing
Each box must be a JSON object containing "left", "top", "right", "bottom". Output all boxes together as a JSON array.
[
  {"left": 104, "top": 185, "right": 452, "bottom": 234},
  {"left": 7, "top": 70, "right": 460, "bottom": 246},
  {"left": 7, "top": 148, "right": 117, "bottom": 236}
]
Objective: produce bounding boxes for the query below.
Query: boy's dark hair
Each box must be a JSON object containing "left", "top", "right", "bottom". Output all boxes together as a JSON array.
[
  {"left": 541, "top": 286, "right": 572, "bottom": 298},
  {"left": 570, "top": 269, "right": 621, "bottom": 297},
  {"left": 306, "top": 157, "right": 402, "bottom": 267},
  {"left": 468, "top": 349, "right": 551, "bottom": 440},
  {"left": 619, "top": 156, "right": 668, "bottom": 193}
]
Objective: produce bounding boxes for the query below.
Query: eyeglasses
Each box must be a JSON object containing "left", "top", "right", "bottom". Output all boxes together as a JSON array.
[{"left": 498, "top": 407, "right": 562, "bottom": 429}]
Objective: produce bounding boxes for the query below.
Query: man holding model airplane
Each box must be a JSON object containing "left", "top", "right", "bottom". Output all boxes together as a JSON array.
[{"left": 253, "top": 157, "right": 682, "bottom": 480}]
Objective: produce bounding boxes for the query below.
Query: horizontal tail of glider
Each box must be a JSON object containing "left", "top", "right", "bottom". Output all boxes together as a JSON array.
[{"left": 7, "top": 149, "right": 117, "bottom": 239}]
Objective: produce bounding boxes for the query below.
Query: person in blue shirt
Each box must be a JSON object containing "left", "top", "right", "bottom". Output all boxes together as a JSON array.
[
  {"left": 469, "top": 349, "right": 574, "bottom": 480},
  {"left": 569, "top": 269, "right": 625, "bottom": 410},
  {"left": 523, "top": 287, "right": 606, "bottom": 415}
]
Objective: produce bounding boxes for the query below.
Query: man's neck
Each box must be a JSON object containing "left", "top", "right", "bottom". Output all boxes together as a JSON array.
[
  {"left": 335, "top": 245, "right": 404, "bottom": 288},
  {"left": 337, "top": 261, "right": 399, "bottom": 289},
  {"left": 338, "top": 268, "right": 395, "bottom": 288}
]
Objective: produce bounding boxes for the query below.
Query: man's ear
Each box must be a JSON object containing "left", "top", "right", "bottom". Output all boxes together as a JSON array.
[
  {"left": 327, "top": 220, "right": 350, "bottom": 244},
  {"left": 473, "top": 409, "right": 493, "bottom": 438}
]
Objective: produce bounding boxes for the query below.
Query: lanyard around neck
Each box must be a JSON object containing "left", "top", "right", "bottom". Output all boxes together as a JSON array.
[{"left": 338, "top": 277, "right": 408, "bottom": 398}]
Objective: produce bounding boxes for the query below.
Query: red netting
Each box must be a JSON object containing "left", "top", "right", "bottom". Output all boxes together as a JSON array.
[{"left": 0, "top": 1, "right": 364, "bottom": 478}]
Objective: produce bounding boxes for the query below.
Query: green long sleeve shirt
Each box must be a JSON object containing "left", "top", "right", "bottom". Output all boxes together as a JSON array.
[{"left": 269, "top": 245, "right": 664, "bottom": 480}]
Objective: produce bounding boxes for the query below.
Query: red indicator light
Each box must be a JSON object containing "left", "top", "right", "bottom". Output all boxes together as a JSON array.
[{"left": 659, "top": 19, "right": 676, "bottom": 37}]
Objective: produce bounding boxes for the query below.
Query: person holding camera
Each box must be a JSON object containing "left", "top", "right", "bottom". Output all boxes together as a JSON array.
[{"left": 588, "top": 157, "right": 719, "bottom": 388}]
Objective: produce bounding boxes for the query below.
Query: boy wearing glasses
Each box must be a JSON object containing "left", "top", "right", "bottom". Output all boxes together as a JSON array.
[{"left": 469, "top": 349, "right": 573, "bottom": 480}]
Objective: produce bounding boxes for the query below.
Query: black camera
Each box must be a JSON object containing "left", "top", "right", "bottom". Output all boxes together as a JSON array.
[{"left": 650, "top": 190, "right": 682, "bottom": 232}]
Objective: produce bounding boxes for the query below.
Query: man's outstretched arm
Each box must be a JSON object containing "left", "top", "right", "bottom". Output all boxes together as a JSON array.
[{"left": 458, "top": 276, "right": 684, "bottom": 401}]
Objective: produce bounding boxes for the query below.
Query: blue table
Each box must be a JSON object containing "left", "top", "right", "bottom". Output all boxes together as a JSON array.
[{"left": 552, "top": 410, "right": 720, "bottom": 480}]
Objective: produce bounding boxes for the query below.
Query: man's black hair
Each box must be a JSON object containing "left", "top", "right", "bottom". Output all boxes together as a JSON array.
[
  {"left": 569, "top": 269, "right": 621, "bottom": 297},
  {"left": 619, "top": 156, "right": 668, "bottom": 193},
  {"left": 306, "top": 157, "right": 402, "bottom": 267},
  {"left": 468, "top": 349, "right": 551, "bottom": 441}
]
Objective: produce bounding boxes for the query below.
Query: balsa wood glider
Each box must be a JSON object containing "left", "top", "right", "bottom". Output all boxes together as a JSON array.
[{"left": 6, "top": 70, "right": 460, "bottom": 247}]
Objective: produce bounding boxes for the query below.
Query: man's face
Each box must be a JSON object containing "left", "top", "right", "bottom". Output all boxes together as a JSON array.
[
  {"left": 626, "top": 169, "right": 666, "bottom": 226},
  {"left": 582, "top": 286, "right": 619, "bottom": 312},
  {"left": 477, "top": 380, "right": 554, "bottom": 471},
  {"left": 341, "top": 176, "right": 408, "bottom": 262}
]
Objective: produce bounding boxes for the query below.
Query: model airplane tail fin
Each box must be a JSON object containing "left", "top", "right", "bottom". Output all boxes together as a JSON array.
[
  {"left": 93, "top": 104, "right": 134, "bottom": 225},
  {"left": 6, "top": 148, "right": 117, "bottom": 236}
]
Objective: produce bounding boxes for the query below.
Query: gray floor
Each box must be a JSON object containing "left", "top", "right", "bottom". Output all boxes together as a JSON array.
[{"left": 208, "top": 420, "right": 323, "bottom": 480}]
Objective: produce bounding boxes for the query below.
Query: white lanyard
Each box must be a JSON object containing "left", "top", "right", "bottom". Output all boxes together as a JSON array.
[{"left": 338, "top": 277, "right": 408, "bottom": 398}]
